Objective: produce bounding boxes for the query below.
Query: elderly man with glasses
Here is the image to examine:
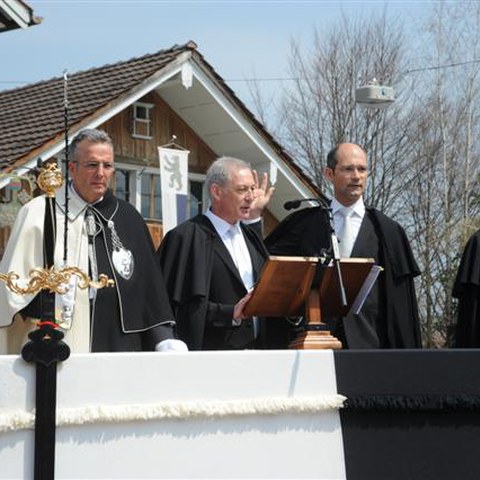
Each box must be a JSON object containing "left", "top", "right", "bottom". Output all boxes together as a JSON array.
[
  {"left": 0, "top": 128, "right": 186, "bottom": 354},
  {"left": 158, "top": 156, "right": 291, "bottom": 351}
]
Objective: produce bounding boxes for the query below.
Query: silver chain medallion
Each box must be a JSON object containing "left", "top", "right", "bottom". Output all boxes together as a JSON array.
[{"left": 108, "top": 219, "right": 134, "bottom": 279}]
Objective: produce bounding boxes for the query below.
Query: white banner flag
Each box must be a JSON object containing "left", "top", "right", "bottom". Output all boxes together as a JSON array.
[{"left": 158, "top": 147, "right": 189, "bottom": 234}]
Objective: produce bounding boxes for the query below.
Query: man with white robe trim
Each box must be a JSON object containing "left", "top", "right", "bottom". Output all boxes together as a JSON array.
[{"left": 0, "top": 128, "right": 187, "bottom": 354}]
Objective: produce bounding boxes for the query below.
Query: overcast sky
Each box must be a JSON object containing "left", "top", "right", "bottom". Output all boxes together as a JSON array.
[{"left": 3, "top": 1, "right": 434, "bottom": 118}]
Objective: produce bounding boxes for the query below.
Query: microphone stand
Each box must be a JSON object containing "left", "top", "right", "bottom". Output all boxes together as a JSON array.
[
  {"left": 285, "top": 197, "right": 346, "bottom": 350},
  {"left": 320, "top": 202, "right": 348, "bottom": 308},
  {"left": 284, "top": 197, "right": 347, "bottom": 308}
]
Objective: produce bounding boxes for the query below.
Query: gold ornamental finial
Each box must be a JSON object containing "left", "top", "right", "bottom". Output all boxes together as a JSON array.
[{"left": 36, "top": 162, "right": 64, "bottom": 198}]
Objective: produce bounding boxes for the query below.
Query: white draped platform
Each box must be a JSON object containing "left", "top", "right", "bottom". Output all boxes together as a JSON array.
[{"left": 0, "top": 350, "right": 346, "bottom": 479}]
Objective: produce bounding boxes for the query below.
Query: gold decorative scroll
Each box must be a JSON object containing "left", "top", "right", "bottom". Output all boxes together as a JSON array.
[
  {"left": 0, "top": 163, "right": 114, "bottom": 296},
  {"left": 0, "top": 266, "right": 114, "bottom": 295}
]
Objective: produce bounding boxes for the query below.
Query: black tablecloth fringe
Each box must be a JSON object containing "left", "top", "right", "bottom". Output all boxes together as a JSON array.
[{"left": 343, "top": 394, "right": 480, "bottom": 412}]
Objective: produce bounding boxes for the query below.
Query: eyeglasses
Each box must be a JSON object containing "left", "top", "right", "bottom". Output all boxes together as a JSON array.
[
  {"left": 76, "top": 162, "right": 115, "bottom": 172},
  {"left": 337, "top": 166, "right": 368, "bottom": 174},
  {"left": 232, "top": 185, "right": 256, "bottom": 196}
]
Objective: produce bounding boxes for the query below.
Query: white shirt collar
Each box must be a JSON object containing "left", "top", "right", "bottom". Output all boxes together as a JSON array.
[
  {"left": 70, "top": 183, "right": 104, "bottom": 205},
  {"left": 54, "top": 184, "right": 88, "bottom": 222},
  {"left": 204, "top": 208, "right": 240, "bottom": 239},
  {"left": 331, "top": 196, "right": 365, "bottom": 218}
]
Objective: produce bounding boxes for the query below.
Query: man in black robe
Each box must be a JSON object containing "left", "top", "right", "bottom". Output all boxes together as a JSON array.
[
  {"left": 79, "top": 188, "right": 177, "bottom": 352},
  {"left": 265, "top": 143, "right": 422, "bottom": 349},
  {"left": 158, "top": 157, "right": 290, "bottom": 350},
  {"left": 452, "top": 229, "right": 480, "bottom": 347},
  {"left": 0, "top": 128, "right": 185, "bottom": 353}
]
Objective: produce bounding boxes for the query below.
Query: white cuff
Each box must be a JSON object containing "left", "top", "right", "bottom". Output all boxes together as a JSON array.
[
  {"left": 242, "top": 217, "right": 262, "bottom": 225},
  {"left": 155, "top": 339, "right": 189, "bottom": 352}
]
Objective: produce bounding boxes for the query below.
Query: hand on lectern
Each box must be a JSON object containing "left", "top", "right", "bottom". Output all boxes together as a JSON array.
[{"left": 233, "top": 292, "right": 253, "bottom": 324}]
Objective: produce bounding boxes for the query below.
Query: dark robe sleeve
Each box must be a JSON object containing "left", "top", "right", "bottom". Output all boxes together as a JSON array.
[
  {"left": 157, "top": 221, "right": 213, "bottom": 350},
  {"left": 106, "top": 200, "right": 175, "bottom": 330},
  {"left": 265, "top": 210, "right": 306, "bottom": 255},
  {"left": 370, "top": 210, "right": 422, "bottom": 348},
  {"left": 244, "top": 218, "right": 263, "bottom": 239},
  {"left": 452, "top": 230, "right": 480, "bottom": 347},
  {"left": 453, "top": 231, "right": 480, "bottom": 292},
  {"left": 265, "top": 207, "right": 329, "bottom": 257}
]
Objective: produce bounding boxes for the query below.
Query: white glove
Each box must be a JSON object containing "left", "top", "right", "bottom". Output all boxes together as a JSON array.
[{"left": 155, "top": 339, "right": 189, "bottom": 352}]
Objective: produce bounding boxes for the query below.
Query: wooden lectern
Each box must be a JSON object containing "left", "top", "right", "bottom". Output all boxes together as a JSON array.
[{"left": 243, "top": 256, "right": 377, "bottom": 350}]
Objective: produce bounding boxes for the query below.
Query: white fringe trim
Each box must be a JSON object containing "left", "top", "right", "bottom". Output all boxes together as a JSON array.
[{"left": 0, "top": 395, "right": 346, "bottom": 433}]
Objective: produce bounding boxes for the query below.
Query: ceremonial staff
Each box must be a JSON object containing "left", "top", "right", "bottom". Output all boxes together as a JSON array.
[
  {"left": 0, "top": 72, "right": 113, "bottom": 480},
  {"left": 20, "top": 71, "right": 72, "bottom": 480}
]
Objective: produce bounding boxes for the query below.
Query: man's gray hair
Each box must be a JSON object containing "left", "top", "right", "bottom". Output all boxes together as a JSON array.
[
  {"left": 206, "top": 156, "right": 251, "bottom": 198},
  {"left": 69, "top": 128, "right": 113, "bottom": 162}
]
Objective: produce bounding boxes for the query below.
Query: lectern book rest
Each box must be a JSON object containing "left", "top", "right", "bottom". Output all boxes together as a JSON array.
[{"left": 243, "top": 256, "right": 379, "bottom": 319}]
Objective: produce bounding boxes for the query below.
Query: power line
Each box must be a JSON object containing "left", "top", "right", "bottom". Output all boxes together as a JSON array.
[
  {"left": 227, "top": 77, "right": 295, "bottom": 82},
  {"left": 3, "top": 58, "right": 480, "bottom": 88},
  {"left": 405, "top": 58, "right": 480, "bottom": 75}
]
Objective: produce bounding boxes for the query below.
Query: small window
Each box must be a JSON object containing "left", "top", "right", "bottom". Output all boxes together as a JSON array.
[
  {"left": 113, "top": 169, "right": 131, "bottom": 202},
  {"left": 141, "top": 172, "right": 162, "bottom": 221},
  {"left": 188, "top": 180, "right": 204, "bottom": 217},
  {"left": 132, "top": 102, "right": 154, "bottom": 139}
]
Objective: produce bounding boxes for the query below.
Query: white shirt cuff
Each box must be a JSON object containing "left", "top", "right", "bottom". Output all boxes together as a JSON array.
[
  {"left": 242, "top": 217, "right": 262, "bottom": 225},
  {"left": 155, "top": 339, "right": 189, "bottom": 352}
]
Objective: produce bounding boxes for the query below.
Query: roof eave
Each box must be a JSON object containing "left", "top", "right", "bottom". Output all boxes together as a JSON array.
[{"left": 0, "top": 0, "right": 43, "bottom": 31}]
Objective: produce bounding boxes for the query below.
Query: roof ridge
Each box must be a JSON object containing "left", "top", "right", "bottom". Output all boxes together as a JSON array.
[{"left": 0, "top": 41, "right": 197, "bottom": 96}]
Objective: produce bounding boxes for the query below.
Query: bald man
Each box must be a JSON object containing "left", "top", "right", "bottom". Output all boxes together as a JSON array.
[{"left": 266, "top": 143, "right": 422, "bottom": 349}]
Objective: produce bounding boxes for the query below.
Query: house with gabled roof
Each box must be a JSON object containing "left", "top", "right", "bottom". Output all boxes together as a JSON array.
[{"left": 0, "top": 41, "right": 319, "bottom": 251}]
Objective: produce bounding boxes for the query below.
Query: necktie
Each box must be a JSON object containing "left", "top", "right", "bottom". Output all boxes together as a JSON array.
[
  {"left": 228, "top": 225, "right": 258, "bottom": 337},
  {"left": 228, "top": 225, "right": 254, "bottom": 290},
  {"left": 338, "top": 208, "right": 355, "bottom": 258}
]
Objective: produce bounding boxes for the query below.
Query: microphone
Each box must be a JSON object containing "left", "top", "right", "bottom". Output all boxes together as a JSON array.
[
  {"left": 283, "top": 197, "right": 328, "bottom": 210},
  {"left": 282, "top": 195, "right": 347, "bottom": 307}
]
